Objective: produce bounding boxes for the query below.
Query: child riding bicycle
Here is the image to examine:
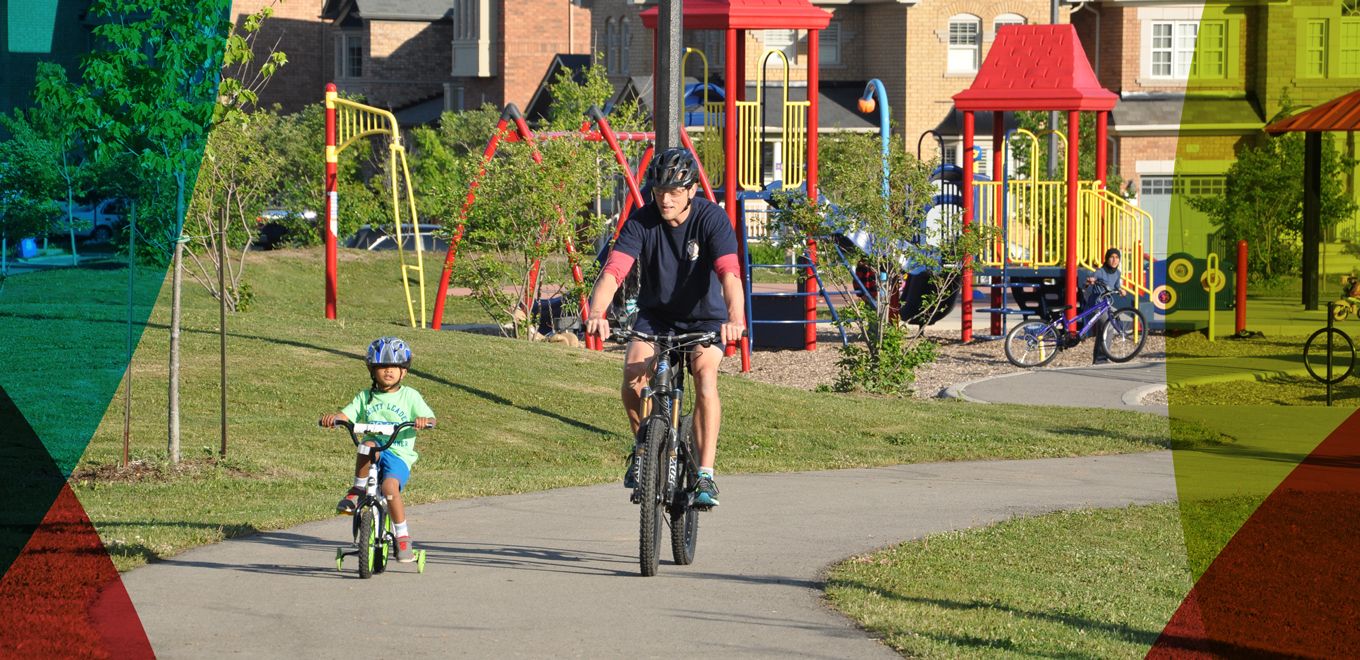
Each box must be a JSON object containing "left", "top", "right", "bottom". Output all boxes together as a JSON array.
[
  {"left": 1082, "top": 248, "right": 1122, "bottom": 364},
  {"left": 319, "top": 337, "right": 436, "bottom": 563}
]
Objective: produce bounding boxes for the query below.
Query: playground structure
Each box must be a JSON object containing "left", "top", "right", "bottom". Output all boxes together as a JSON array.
[
  {"left": 323, "top": 84, "right": 429, "bottom": 328},
  {"left": 953, "top": 24, "right": 1154, "bottom": 342},
  {"left": 428, "top": 103, "right": 717, "bottom": 352}
]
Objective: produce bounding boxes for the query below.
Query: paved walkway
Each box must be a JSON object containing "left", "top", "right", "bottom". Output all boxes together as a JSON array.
[
  {"left": 121, "top": 452, "right": 1175, "bottom": 658},
  {"left": 952, "top": 362, "right": 1169, "bottom": 415}
]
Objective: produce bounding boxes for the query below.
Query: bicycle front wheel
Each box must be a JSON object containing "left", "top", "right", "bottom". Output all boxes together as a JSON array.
[
  {"left": 1304, "top": 327, "right": 1356, "bottom": 385},
  {"left": 669, "top": 415, "right": 698, "bottom": 566},
  {"left": 1101, "top": 308, "right": 1148, "bottom": 363},
  {"left": 1004, "top": 320, "right": 1061, "bottom": 368},
  {"left": 357, "top": 507, "right": 375, "bottom": 579},
  {"left": 638, "top": 417, "right": 668, "bottom": 577}
]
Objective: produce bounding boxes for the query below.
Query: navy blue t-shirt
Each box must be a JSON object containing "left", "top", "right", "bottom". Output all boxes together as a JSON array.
[{"left": 613, "top": 196, "right": 738, "bottom": 321}]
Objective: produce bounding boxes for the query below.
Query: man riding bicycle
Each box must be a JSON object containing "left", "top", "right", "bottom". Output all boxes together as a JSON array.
[{"left": 586, "top": 147, "right": 746, "bottom": 507}]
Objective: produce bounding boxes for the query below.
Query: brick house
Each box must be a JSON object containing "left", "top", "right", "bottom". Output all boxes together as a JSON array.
[
  {"left": 308, "top": 0, "right": 591, "bottom": 118},
  {"left": 585, "top": 0, "right": 1070, "bottom": 173},
  {"left": 1072, "top": 0, "right": 1360, "bottom": 256}
]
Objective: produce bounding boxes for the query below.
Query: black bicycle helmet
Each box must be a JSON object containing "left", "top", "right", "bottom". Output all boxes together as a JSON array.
[{"left": 645, "top": 147, "right": 699, "bottom": 189}]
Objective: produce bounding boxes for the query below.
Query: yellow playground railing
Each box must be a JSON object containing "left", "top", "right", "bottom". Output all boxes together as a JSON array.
[
  {"left": 331, "top": 95, "right": 427, "bottom": 328},
  {"left": 1078, "top": 188, "right": 1153, "bottom": 301}
]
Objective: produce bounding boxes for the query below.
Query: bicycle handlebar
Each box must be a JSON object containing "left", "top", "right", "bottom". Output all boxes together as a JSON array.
[
  {"left": 612, "top": 329, "right": 721, "bottom": 347},
  {"left": 328, "top": 419, "right": 420, "bottom": 451}
]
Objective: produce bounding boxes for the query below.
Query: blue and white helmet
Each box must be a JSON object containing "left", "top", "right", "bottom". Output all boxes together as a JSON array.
[{"left": 366, "top": 336, "right": 412, "bottom": 368}]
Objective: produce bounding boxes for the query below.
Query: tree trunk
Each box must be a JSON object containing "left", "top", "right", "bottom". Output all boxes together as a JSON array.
[
  {"left": 218, "top": 207, "right": 228, "bottom": 458},
  {"left": 67, "top": 186, "right": 78, "bottom": 266},
  {"left": 168, "top": 173, "right": 185, "bottom": 464},
  {"left": 123, "top": 200, "right": 136, "bottom": 466}
]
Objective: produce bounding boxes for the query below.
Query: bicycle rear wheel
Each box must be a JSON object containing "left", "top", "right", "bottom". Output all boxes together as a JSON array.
[
  {"left": 1004, "top": 320, "right": 1061, "bottom": 368},
  {"left": 357, "top": 507, "right": 375, "bottom": 579},
  {"left": 669, "top": 415, "right": 698, "bottom": 566},
  {"left": 638, "top": 417, "right": 668, "bottom": 577},
  {"left": 1304, "top": 327, "right": 1355, "bottom": 385},
  {"left": 1101, "top": 308, "right": 1148, "bottom": 363}
]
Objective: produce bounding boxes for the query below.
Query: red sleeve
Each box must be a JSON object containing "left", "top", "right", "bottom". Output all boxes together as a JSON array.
[
  {"left": 713, "top": 253, "right": 740, "bottom": 279},
  {"left": 602, "top": 250, "right": 636, "bottom": 283}
]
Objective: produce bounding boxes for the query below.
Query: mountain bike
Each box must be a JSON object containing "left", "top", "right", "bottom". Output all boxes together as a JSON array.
[
  {"left": 329, "top": 419, "right": 427, "bottom": 578},
  {"left": 1003, "top": 286, "right": 1147, "bottom": 368},
  {"left": 616, "top": 329, "right": 717, "bottom": 577}
]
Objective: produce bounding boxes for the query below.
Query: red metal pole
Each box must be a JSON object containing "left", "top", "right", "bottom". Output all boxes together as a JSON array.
[
  {"left": 1065, "top": 110, "right": 1080, "bottom": 330},
  {"left": 1095, "top": 110, "right": 1108, "bottom": 188},
  {"left": 991, "top": 110, "right": 1004, "bottom": 336},
  {"left": 591, "top": 108, "right": 647, "bottom": 209},
  {"left": 802, "top": 28, "right": 821, "bottom": 355},
  {"left": 1236, "top": 240, "right": 1248, "bottom": 334},
  {"left": 722, "top": 28, "right": 749, "bottom": 369},
  {"left": 431, "top": 115, "right": 512, "bottom": 329},
  {"left": 324, "top": 84, "right": 338, "bottom": 320},
  {"left": 962, "top": 111, "right": 974, "bottom": 343}
]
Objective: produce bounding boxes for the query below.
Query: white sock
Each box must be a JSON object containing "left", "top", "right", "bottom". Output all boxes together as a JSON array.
[
  {"left": 394, "top": 521, "right": 409, "bottom": 537},
  {"left": 699, "top": 467, "right": 714, "bottom": 477},
  {"left": 352, "top": 476, "right": 366, "bottom": 490}
]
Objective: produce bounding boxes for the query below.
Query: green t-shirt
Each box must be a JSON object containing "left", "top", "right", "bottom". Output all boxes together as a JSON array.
[{"left": 341, "top": 385, "right": 435, "bottom": 466}]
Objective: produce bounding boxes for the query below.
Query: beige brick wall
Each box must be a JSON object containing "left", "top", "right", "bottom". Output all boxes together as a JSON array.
[
  {"left": 230, "top": 0, "right": 330, "bottom": 113},
  {"left": 903, "top": 0, "right": 1064, "bottom": 160}
]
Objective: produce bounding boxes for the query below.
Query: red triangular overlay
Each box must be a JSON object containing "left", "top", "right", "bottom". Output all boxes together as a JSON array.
[
  {"left": 0, "top": 485, "right": 153, "bottom": 658},
  {"left": 1149, "top": 410, "right": 1360, "bottom": 657}
]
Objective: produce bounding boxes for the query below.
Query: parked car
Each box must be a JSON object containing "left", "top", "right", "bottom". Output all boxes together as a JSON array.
[
  {"left": 254, "top": 208, "right": 318, "bottom": 249},
  {"left": 53, "top": 198, "right": 128, "bottom": 243},
  {"left": 346, "top": 223, "right": 447, "bottom": 252}
]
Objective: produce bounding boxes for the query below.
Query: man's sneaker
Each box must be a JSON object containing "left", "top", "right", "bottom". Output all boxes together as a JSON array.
[
  {"left": 623, "top": 449, "right": 640, "bottom": 489},
  {"left": 335, "top": 487, "right": 362, "bottom": 515},
  {"left": 395, "top": 535, "right": 415, "bottom": 563},
  {"left": 693, "top": 474, "right": 720, "bottom": 508}
]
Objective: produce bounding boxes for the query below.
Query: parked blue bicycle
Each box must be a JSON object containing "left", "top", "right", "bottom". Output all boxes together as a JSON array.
[{"left": 1003, "top": 285, "right": 1147, "bottom": 368}]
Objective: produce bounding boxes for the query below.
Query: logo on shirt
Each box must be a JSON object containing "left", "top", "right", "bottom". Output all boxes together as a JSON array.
[{"left": 686, "top": 239, "right": 700, "bottom": 262}]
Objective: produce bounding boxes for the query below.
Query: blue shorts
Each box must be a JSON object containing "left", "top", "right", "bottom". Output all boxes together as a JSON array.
[
  {"left": 378, "top": 451, "right": 411, "bottom": 491},
  {"left": 633, "top": 311, "right": 722, "bottom": 336}
]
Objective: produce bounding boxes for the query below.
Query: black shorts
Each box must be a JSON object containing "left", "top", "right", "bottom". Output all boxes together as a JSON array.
[{"left": 633, "top": 310, "right": 722, "bottom": 336}]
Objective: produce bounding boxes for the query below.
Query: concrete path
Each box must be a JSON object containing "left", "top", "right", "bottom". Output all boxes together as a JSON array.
[
  {"left": 122, "top": 452, "right": 1175, "bottom": 658},
  {"left": 952, "top": 362, "right": 1169, "bottom": 416}
]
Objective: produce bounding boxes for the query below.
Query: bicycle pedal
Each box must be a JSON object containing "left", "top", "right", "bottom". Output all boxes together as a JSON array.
[{"left": 629, "top": 489, "right": 643, "bottom": 505}]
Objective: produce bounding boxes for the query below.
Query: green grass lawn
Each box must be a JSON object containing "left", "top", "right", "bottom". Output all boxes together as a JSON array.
[
  {"left": 5, "top": 247, "right": 1167, "bottom": 571},
  {"left": 826, "top": 503, "right": 1194, "bottom": 658}
]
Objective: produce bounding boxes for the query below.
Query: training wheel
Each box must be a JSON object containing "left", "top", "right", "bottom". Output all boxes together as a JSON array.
[
  {"left": 335, "top": 547, "right": 344, "bottom": 571},
  {"left": 416, "top": 549, "right": 427, "bottom": 573}
]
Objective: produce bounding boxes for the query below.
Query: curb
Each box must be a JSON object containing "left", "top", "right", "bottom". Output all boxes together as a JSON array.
[
  {"left": 1122, "top": 383, "right": 1167, "bottom": 407},
  {"left": 940, "top": 362, "right": 1158, "bottom": 404},
  {"left": 1167, "top": 365, "right": 1312, "bottom": 388}
]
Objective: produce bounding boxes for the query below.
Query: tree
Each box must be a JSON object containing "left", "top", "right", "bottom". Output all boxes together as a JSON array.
[
  {"left": 13, "top": 69, "right": 95, "bottom": 265},
  {"left": 49, "top": 0, "right": 285, "bottom": 463},
  {"left": 1013, "top": 111, "right": 1124, "bottom": 194},
  {"left": 772, "top": 133, "right": 990, "bottom": 395},
  {"left": 1190, "top": 130, "right": 1355, "bottom": 282},
  {"left": 0, "top": 113, "right": 63, "bottom": 274}
]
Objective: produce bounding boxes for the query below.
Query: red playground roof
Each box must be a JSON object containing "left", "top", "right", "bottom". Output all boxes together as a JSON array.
[
  {"left": 1266, "top": 89, "right": 1360, "bottom": 134},
  {"left": 640, "top": 0, "right": 831, "bottom": 31},
  {"left": 953, "top": 24, "right": 1117, "bottom": 112}
]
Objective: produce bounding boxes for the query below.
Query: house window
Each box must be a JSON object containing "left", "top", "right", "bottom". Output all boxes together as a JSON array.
[
  {"left": 1343, "top": 16, "right": 1360, "bottom": 77},
  {"left": 1197, "top": 21, "right": 1226, "bottom": 78},
  {"left": 1150, "top": 21, "right": 1199, "bottom": 79},
  {"left": 620, "top": 18, "right": 631, "bottom": 75},
  {"left": 335, "top": 32, "right": 363, "bottom": 79},
  {"left": 948, "top": 15, "right": 981, "bottom": 73},
  {"left": 993, "top": 13, "right": 1025, "bottom": 38},
  {"left": 605, "top": 18, "right": 618, "bottom": 73},
  {"left": 820, "top": 21, "right": 842, "bottom": 66},
  {"left": 762, "top": 29, "right": 798, "bottom": 64},
  {"left": 1304, "top": 19, "right": 1328, "bottom": 78},
  {"left": 1141, "top": 176, "right": 1173, "bottom": 197}
]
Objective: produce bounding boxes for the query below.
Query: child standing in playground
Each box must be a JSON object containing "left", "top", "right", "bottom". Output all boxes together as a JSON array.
[
  {"left": 319, "top": 337, "right": 436, "bottom": 562},
  {"left": 1084, "top": 248, "right": 1122, "bottom": 364}
]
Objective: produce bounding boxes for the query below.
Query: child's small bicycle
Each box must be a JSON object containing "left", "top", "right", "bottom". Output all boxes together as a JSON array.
[
  {"left": 1329, "top": 277, "right": 1360, "bottom": 321},
  {"left": 330, "top": 419, "right": 427, "bottom": 578},
  {"left": 1003, "top": 286, "right": 1147, "bottom": 368}
]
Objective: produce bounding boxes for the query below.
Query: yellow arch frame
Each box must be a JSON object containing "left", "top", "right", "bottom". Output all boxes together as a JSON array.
[{"left": 329, "top": 95, "right": 427, "bottom": 329}]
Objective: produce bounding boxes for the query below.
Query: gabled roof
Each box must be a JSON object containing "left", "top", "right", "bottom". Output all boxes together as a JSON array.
[
  {"left": 321, "top": 0, "right": 454, "bottom": 21},
  {"left": 953, "top": 24, "right": 1117, "bottom": 113},
  {"left": 640, "top": 0, "right": 831, "bottom": 31},
  {"left": 1266, "top": 89, "right": 1360, "bottom": 134},
  {"left": 524, "top": 55, "right": 595, "bottom": 125}
]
